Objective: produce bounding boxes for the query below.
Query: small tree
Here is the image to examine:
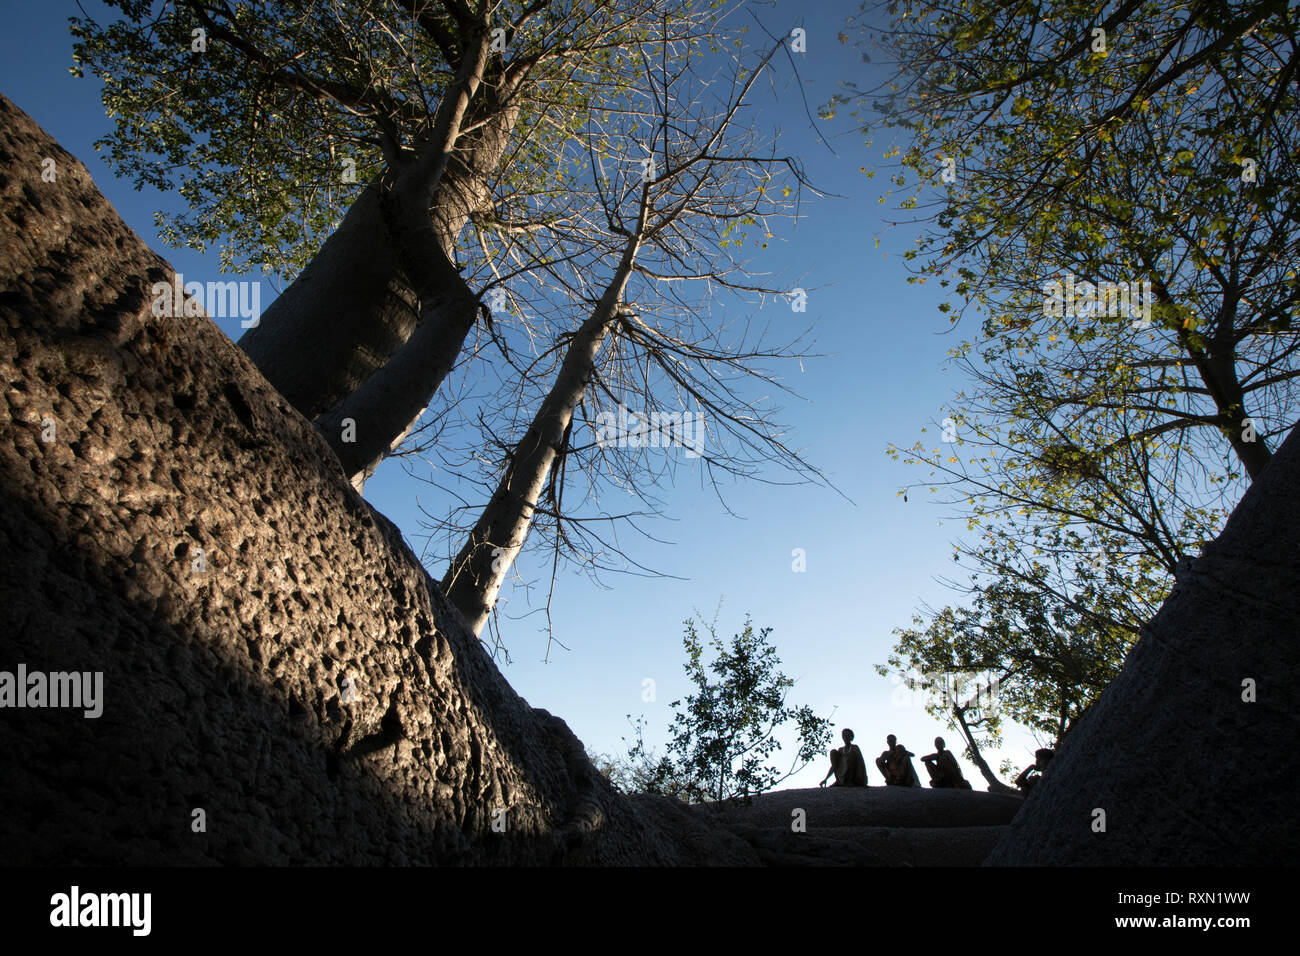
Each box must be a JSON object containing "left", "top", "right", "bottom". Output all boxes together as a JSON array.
[
  {"left": 880, "top": 558, "right": 1143, "bottom": 792},
  {"left": 649, "top": 613, "right": 832, "bottom": 805}
]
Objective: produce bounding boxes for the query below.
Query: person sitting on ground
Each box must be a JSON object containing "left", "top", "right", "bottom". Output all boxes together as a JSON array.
[
  {"left": 920, "top": 736, "right": 972, "bottom": 789},
  {"left": 1014, "top": 748, "right": 1055, "bottom": 794},
  {"left": 819, "top": 728, "right": 869, "bottom": 787},
  {"left": 876, "top": 734, "right": 922, "bottom": 787}
]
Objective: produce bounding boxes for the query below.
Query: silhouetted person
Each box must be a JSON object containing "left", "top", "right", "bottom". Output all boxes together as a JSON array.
[
  {"left": 1015, "top": 748, "right": 1055, "bottom": 794},
  {"left": 876, "top": 734, "right": 922, "bottom": 787},
  {"left": 820, "top": 728, "right": 868, "bottom": 787},
  {"left": 920, "top": 736, "right": 972, "bottom": 789}
]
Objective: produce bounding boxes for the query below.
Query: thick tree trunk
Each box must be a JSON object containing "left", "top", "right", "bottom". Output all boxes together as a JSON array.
[
  {"left": 238, "top": 62, "right": 520, "bottom": 425},
  {"left": 1161, "top": 282, "right": 1273, "bottom": 479},
  {"left": 986, "top": 421, "right": 1300, "bottom": 864},
  {"left": 312, "top": 240, "right": 479, "bottom": 480},
  {"left": 1203, "top": 350, "right": 1272, "bottom": 479},
  {"left": 237, "top": 184, "right": 422, "bottom": 419},
  {"left": 309, "top": 90, "right": 526, "bottom": 482},
  {"left": 0, "top": 93, "right": 756, "bottom": 866},
  {"left": 441, "top": 251, "right": 638, "bottom": 635}
]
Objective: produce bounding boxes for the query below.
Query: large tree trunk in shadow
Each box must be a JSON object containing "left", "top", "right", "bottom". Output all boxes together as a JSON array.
[
  {"left": 0, "top": 93, "right": 756, "bottom": 866},
  {"left": 308, "top": 100, "right": 526, "bottom": 487},
  {"left": 236, "top": 183, "right": 424, "bottom": 420},
  {"left": 312, "top": 208, "right": 480, "bottom": 481},
  {"left": 985, "top": 418, "right": 1300, "bottom": 864}
]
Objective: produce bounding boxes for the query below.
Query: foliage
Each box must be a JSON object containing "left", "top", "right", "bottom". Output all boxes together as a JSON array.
[
  {"left": 590, "top": 715, "right": 700, "bottom": 802},
  {"left": 844, "top": 0, "right": 1300, "bottom": 513},
  {"left": 635, "top": 613, "right": 832, "bottom": 804},
  {"left": 879, "top": 558, "right": 1146, "bottom": 755},
  {"left": 70, "top": 0, "right": 691, "bottom": 277},
  {"left": 835, "top": 0, "right": 1300, "bottom": 730}
]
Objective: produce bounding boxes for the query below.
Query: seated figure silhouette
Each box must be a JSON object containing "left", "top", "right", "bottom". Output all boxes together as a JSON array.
[
  {"left": 1014, "top": 748, "right": 1055, "bottom": 794},
  {"left": 875, "top": 734, "right": 922, "bottom": 787},
  {"left": 919, "top": 736, "right": 972, "bottom": 789},
  {"left": 819, "top": 728, "right": 868, "bottom": 787}
]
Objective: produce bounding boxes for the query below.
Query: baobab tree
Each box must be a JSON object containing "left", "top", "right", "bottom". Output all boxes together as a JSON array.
[
  {"left": 71, "top": 0, "right": 713, "bottom": 482},
  {"left": 838, "top": 0, "right": 1300, "bottom": 494}
]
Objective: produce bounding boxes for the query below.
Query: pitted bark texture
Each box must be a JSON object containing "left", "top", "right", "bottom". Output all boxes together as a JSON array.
[{"left": 0, "top": 93, "right": 756, "bottom": 866}]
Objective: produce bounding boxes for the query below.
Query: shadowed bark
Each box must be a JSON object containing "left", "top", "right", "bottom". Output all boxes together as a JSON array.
[
  {"left": 986, "top": 419, "right": 1300, "bottom": 864},
  {"left": 238, "top": 51, "right": 521, "bottom": 439},
  {"left": 0, "top": 92, "right": 755, "bottom": 867}
]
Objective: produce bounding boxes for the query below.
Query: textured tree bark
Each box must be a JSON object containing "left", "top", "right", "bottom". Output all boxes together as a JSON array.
[
  {"left": 986, "top": 420, "right": 1300, "bottom": 864},
  {"left": 311, "top": 236, "right": 479, "bottom": 480},
  {"left": 1164, "top": 285, "right": 1273, "bottom": 480},
  {"left": 0, "top": 92, "right": 758, "bottom": 867},
  {"left": 1204, "top": 351, "right": 1272, "bottom": 480},
  {"left": 238, "top": 71, "right": 521, "bottom": 424},
  {"left": 237, "top": 184, "right": 420, "bottom": 419}
]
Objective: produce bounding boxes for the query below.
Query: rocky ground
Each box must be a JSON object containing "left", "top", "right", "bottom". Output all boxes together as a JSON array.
[{"left": 696, "top": 787, "right": 1024, "bottom": 866}]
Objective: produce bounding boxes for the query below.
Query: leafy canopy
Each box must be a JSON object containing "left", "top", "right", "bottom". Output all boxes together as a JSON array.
[{"left": 70, "top": 0, "right": 691, "bottom": 277}]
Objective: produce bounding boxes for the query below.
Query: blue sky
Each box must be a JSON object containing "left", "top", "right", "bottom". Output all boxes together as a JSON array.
[{"left": 1, "top": 0, "right": 1046, "bottom": 789}]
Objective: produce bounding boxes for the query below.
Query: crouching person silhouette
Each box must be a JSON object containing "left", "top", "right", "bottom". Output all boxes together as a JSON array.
[
  {"left": 876, "top": 734, "right": 922, "bottom": 787},
  {"left": 1015, "top": 748, "right": 1055, "bottom": 794},
  {"left": 819, "top": 728, "right": 869, "bottom": 787},
  {"left": 920, "top": 737, "right": 972, "bottom": 789}
]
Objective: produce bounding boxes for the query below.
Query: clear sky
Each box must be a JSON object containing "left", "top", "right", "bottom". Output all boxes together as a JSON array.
[{"left": 1, "top": 0, "right": 1047, "bottom": 791}]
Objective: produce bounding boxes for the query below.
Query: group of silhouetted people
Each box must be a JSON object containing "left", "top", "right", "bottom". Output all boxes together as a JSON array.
[
  {"left": 819, "top": 728, "right": 964, "bottom": 789},
  {"left": 818, "top": 727, "right": 1054, "bottom": 794}
]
